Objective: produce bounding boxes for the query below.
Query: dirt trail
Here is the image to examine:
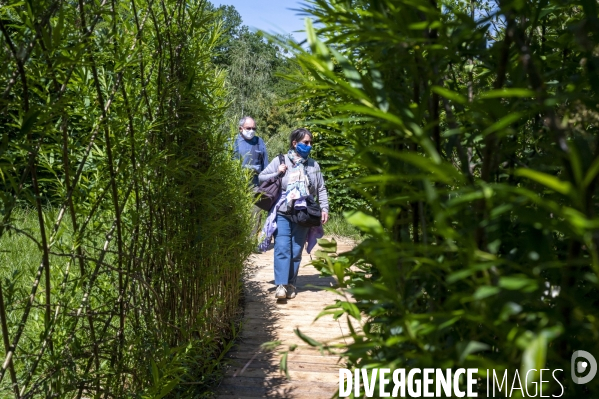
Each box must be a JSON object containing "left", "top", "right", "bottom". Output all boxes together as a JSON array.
[{"left": 216, "top": 239, "right": 356, "bottom": 399}]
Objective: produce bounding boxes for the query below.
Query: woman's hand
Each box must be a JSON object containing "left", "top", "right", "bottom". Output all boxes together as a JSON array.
[
  {"left": 321, "top": 212, "right": 329, "bottom": 225},
  {"left": 278, "top": 164, "right": 287, "bottom": 174}
]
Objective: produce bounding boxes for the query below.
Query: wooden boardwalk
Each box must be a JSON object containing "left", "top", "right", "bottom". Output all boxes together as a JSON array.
[{"left": 216, "top": 239, "right": 356, "bottom": 399}]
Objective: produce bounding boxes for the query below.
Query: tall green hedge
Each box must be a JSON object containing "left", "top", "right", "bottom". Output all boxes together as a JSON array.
[
  {"left": 288, "top": 0, "right": 599, "bottom": 397},
  {"left": 0, "top": 0, "right": 253, "bottom": 397}
]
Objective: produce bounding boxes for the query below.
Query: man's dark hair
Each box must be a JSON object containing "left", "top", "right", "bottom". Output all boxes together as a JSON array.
[{"left": 289, "top": 128, "right": 313, "bottom": 150}]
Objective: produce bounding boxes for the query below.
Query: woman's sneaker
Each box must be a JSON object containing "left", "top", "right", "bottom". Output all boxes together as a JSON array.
[
  {"left": 286, "top": 284, "right": 296, "bottom": 299},
  {"left": 275, "top": 284, "right": 287, "bottom": 299}
]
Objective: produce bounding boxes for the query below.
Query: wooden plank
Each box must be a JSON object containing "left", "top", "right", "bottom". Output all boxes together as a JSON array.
[
  {"left": 226, "top": 352, "right": 342, "bottom": 364},
  {"left": 215, "top": 238, "right": 355, "bottom": 398},
  {"left": 219, "top": 377, "right": 338, "bottom": 389},
  {"left": 224, "top": 367, "right": 339, "bottom": 380},
  {"left": 223, "top": 359, "right": 343, "bottom": 373},
  {"left": 238, "top": 324, "right": 350, "bottom": 335}
]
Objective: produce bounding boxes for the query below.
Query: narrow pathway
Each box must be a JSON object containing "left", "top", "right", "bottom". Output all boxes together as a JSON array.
[{"left": 216, "top": 239, "right": 356, "bottom": 399}]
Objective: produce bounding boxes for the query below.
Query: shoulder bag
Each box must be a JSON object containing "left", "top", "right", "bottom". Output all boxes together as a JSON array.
[
  {"left": 290, "top": 166, "right": 322, "bottom": 227},
  {"left": 254, "top": 154, "right": 285, "bottom": 211},
  {"left": 290, "top": 196, "right": 322, "bottom": 227}
]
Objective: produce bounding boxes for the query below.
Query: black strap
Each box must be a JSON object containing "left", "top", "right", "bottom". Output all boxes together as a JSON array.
[{"left": 277, "top": 154, "right": 285, "bottom": 176}]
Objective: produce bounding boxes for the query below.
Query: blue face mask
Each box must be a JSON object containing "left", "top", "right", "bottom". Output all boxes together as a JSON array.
[{"left": 296, "top": 142, "right": 312, "bottom": 158}]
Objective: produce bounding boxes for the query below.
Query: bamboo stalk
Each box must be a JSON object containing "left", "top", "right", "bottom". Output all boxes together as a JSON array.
[
  {"left": 0, "top": 283, "right": 20, "bottom": 398},
  {"left": 1, "top": 0, "right": 246, "bottom": 394}
]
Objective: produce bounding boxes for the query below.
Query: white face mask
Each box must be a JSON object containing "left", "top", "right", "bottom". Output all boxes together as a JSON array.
[{"left": 241, "top": 128, "right": 256, "bottom": 140}]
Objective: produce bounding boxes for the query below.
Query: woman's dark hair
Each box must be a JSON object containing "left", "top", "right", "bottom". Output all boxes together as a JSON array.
[{"left": 289, "top": 128, "right": 313, "bottom": 150}]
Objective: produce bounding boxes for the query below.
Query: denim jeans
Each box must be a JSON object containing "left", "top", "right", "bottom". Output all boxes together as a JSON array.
[{"left": 273, "top": 214, "right": 309, "bottom": 285}]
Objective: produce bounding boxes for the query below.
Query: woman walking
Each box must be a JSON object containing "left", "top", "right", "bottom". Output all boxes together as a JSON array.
[{"left": 258, "top": 128, "right": 329, "bottom": 299}]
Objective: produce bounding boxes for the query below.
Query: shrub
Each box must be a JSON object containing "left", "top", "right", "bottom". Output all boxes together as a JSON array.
[
  {"left": 287, "top": 0, "right": 599, "bottom": 397},
  {"left": 0, "top": 0, "right": 253, "bottom": 397}
]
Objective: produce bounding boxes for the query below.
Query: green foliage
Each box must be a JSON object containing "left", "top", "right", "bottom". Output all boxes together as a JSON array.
[
  {"left": 319, "top": 150, "right": 368, "bottom": 212},
  {"left": 210, "top": 5, "right": 243, "bottom": 67},
  {"left": 264, "top": 129, "right": 291, "bottom": 160},
  {"left": 223, "top": 32, "right": 301, "bottom": 141},
  {"left": 0, "top": 0, "right": 252, "bottom": 397},
  {"left": 323, "top": 213, "right": 362, "bottom": 241},
  {"left": 285, "top": 0, "right": 599, "bottom": 397},
  {"left": 210, "top": 6, "right": 304, "bottom": 144}
]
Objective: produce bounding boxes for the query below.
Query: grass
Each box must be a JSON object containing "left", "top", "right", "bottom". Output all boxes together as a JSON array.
[
  {"left": 1, "top": 208, "right": 42, "bottom": 278},
  {"left": 1, "top": 197, "right": 257, "bottom": 395},
  {"left": 0, "top": 208, "right": 357, "bottom": 396},
  {"left": 0, "top": 206, "right": 248, "bottom": 397},
  {"left": 0, "top": 207, "right": 77, "bottom": 312},
  {"left": 323, "top": 212, "right": 362, "bottom": 242},
  {"left": 0, "top": 207, "right": 75, "bottom": 394},
  {"left": 0, "top": 207, "right": 108, "bottom": 363}
]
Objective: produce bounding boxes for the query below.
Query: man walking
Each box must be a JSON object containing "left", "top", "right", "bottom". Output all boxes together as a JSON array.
[
  {"left": 233, "top": 116, "right": 268, "bottom": 238},
  {"left": 234, "top": 116, "right": 268, "bottom": 186}
]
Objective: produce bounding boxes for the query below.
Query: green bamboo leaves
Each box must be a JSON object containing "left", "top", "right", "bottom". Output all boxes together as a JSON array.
[
  {"left": 0, "top": 0, "right": 252, "bottom": 397},
  {"left": 288, "top": 0, "right": 599, "bottom": 396}
]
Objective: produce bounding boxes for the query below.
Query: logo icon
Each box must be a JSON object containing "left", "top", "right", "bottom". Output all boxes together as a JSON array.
[{"left": 571, "top": 350, "right": 597, "bottom": 384}]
